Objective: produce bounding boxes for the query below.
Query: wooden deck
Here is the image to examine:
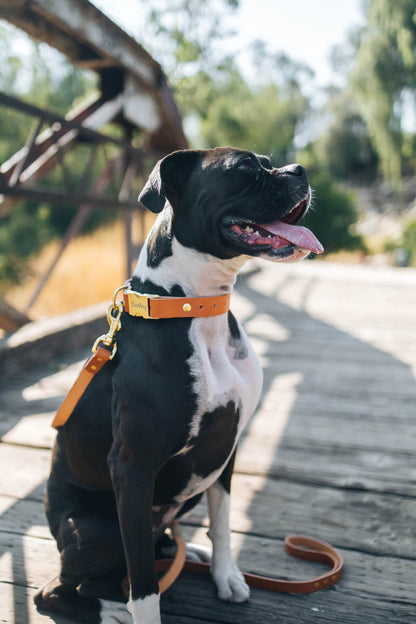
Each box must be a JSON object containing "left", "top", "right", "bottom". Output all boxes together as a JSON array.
[{"left": 1, "top": 260, "right": 416, "bottom": 623}]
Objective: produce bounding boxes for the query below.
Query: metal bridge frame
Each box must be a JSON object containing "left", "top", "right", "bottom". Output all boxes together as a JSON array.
[{"left": 0, "top": 0, "right": 187, "bottom": 330}]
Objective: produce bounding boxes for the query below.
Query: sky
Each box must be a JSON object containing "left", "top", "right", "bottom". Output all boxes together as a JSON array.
[{"left": 91, "top": 0, "right": 365, "bottom": 93}]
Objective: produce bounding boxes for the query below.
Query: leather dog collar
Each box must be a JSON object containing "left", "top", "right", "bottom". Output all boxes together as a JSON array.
[{"left": 123, "top": 290, "right": 231, "bottom": 320}]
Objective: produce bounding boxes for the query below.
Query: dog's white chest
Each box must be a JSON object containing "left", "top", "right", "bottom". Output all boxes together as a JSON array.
[
  {"left": 188, "top": 316, "right": 262, "bottom": 437},
  {"left": 168, "top": 315, "right": 262, "bottom": 504}
]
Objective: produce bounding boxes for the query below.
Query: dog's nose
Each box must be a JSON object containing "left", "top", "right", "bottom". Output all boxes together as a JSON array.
[{"left": 283, "top": 164, "right": 306, "bottom": 177}]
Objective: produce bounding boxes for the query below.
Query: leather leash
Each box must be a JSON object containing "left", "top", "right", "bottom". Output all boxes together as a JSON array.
[{"left": 123, "top": 520, "right": 344, "bottom": 596}]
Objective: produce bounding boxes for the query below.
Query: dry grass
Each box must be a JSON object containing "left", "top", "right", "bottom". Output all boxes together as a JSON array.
[{"left": 6, "top": 214, "right": 155, "bottom": 321}]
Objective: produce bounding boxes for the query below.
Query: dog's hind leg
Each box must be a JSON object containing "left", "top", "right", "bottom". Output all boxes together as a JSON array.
[
  {"left": 35, "top": 545, "right": 131, "bottom": 624},
  {"left": 36, "top": 495, "right": 128, "bottom": 622},
  {"left": 35, "top": 577, "right": 131, "bottom": 623}
]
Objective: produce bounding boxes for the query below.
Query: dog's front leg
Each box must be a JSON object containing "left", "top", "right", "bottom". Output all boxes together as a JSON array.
[
  {"left": 108, "top": 453, "right": 161, "bottom": 624},
  {"left": 207, "top": 481, "right": 250, "bottom": 602}
]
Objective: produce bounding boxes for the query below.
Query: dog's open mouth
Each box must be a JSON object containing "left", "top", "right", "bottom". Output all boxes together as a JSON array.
[{"left": 223, "top": 195, "right": 324, "bottom": 256}]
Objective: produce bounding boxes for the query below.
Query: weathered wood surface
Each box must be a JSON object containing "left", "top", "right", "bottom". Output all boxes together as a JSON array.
[
  {"left": 1, "top": 260, "right": 416, "bottom": 623},
  {"left": 0, "top": 299, "right": 30, "bottom": 332}
]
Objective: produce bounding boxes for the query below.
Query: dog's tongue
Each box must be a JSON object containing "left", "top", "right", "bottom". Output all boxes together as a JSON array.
[{"left": 265, "top": 219, "right": 324, "bottom": 254}]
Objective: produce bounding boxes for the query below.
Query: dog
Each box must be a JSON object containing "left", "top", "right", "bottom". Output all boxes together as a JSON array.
[{"left": 35, "top": 147, "right": 323, "bottom": 623}]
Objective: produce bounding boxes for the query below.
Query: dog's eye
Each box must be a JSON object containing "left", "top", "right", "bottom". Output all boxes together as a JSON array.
[{"left": 237, "top": 159, "right": 255, "bottom": 171}]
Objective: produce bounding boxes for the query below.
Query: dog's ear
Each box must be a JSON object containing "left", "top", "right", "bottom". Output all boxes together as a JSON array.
[{"left": 139, "top": 150, "right": 201, "bottom": 213}]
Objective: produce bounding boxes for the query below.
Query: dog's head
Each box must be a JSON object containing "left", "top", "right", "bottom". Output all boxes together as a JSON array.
[{"left": 139, "top": 147, "right": 323, "bottom": 262}]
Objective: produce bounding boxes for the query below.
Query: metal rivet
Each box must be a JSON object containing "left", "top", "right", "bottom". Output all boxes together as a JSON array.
[
  {"left": 183, "top": 303, "right": 192, "bottom": 312},
  {"left": 91, "top": 365, "right": 97, "bottom": 370}
]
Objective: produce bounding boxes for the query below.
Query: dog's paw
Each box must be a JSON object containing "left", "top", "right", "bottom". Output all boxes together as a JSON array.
[
  {"left": 211, "top": 560, "right": 250, "bottom": 603},
  {"left": 127, "top": 594, "right": 161, "bottom": 624},
  {"left": 100, "top": 599, "right": 132, "bottom": 623}
]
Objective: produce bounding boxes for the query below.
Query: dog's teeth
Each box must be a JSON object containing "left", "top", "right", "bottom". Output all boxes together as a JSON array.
[
  {"left": 254, "top": 230, "right": 260, "bottom": 236},
  {"left": 244, "top": 226, "right": 254, "bottom": 233}
]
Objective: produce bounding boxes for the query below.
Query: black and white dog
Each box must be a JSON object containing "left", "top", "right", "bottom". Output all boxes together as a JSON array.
[{"left": 35, "top": 147, "right": 323, "bottom": 623}]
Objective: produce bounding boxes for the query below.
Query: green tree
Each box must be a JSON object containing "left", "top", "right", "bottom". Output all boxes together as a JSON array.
[
  {"left": 313, "top": 88, "right": 378, "bottom": 180},
  {"left": 402, "top": 220, "right": 416, "bottom": 265},
  {"left": 0, "top": 24, "right": 98, "bottom": 285},
  {"left": 303, "top": 171, "right": 365, "bottom": 254},
  {"left": 199, "top": 44, "right": 311, "bottom": 161},
  {"left": 348, "top": 0, "right": 416, "bottom": 186},
  {"left": 142, "top": 0, "right": 239, "bottom": 81}
]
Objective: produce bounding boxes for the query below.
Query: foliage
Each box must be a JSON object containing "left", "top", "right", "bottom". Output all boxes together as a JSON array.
[
  {"left": 198, "top": 67, "right": 310, "bottom": 162},
  {"left": 143, "top": 0, "right": 239, "bottom": 79},
  {"left": 6, "top": 0, "right": 410, "bottom": 286},
  {"left": 312, "top": 88, "right": 378, "bottom": 181},
  {"left": 348, "top": 0, "right": 416, "bottom": 186},
  {"left": 142, "top": 2, "right": 311, "bottom": 161},
  {"left": 304, "top": 172, "right": 365, "bottom": 254},
  {"left": 401, "top": 219, "right": 416, "bottom": 265},
  {"left": 0, "top": 24, "right": 104, "bottom": 285}
]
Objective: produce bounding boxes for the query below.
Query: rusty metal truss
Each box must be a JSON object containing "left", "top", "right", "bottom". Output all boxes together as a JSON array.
[
  {"left": 0, "top": 0, "right": 188, "bottom": 329},
  {"left": 0, "top": 92, "right": 143, "bottom": 214}
]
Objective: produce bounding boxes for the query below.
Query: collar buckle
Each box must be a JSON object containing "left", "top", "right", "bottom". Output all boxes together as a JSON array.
[{"left": 125, "top": 291, "right": 160, "bottom": 319}]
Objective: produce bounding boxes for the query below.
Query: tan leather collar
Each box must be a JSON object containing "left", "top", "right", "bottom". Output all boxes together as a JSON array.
[{"left": 123, "top": 290, "right": 231, "bottom": 319}]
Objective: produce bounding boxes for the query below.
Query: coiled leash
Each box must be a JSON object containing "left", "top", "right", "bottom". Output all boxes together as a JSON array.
[
  {"left": 123, "top": 520, "right": 343, "bottom": 596},
  {"left": 52, "top": 286, "right": 344, "bottom": 594}
]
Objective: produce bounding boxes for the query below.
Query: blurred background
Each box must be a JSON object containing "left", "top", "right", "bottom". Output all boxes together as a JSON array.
[{"left": 0, "top": 0, "right": 415, "bottom": 322}]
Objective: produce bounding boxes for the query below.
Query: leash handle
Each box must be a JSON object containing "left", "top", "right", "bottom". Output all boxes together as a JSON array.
[
  {"left": 244, "top": 535, "right": 344, "bottom": 593},
  {"left": 143, "top": 521, "right": 344, "bottom": 596}
]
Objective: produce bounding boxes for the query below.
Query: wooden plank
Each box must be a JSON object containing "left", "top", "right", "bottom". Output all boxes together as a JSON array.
[
  {"left": 236, "top": 441, "right": 416, "bottom": 497},
  {"left": 0, "top": 582, "right": 75, "bottom": 624},
  {"left": 1, "top": 261, "right": 415, "bottom": 623},
  {"left": 1, "top": 414, "right": 56, "bottom": 449},
  {"left": 2, "top": 436, "right": 416, "bottom": 556},
  {"left": 178, "top": 526, "right": 416, "bottom": 606},
  {"left": 2, "top": 492, "right": 416, "bottom": 607},
  {"left": 1, "top": 397, "right": 414, "bottom": 494},
  {"left": 1, "top": 530, "right": 415, "bottom": 623},
  {"left": 0, "top": 582, "right": 215, "bottom": 624},
  {"left": 0, "top": 306, "right": 103, "bottom": 379},
  {"left": 2, "top": 523, "right": 415, "bottom": 606},
  {"left": 0, "top": 299, "right": 30, "bottom": 332},
  {"left": 162, "top": 572, "right": 416, "bottom": 624},
  {"left": 0, "top": 495, "right": 49, "bottom": 538},
  {"left": 184, "top": 475, "right": 416, "bottom": 559},
  {"left": 2, "top": 447, "right": 416, "bottom": 561},
  {"left": 0, "top": 445, "right": 49, "bottom": 500},
  {"left": 244, "top": 406, "right": 416, "bottom": 454}
]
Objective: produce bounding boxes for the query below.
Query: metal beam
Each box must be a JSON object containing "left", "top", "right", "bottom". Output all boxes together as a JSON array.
[
  {"left": 0, "top": 0, "right": 188, "bottom": 325},
  {"left": 0, "top": 0, "right": 188, "bottom": 151},
  {"left": 0, "top": 92, "right": 144, "bottom": 215}
]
